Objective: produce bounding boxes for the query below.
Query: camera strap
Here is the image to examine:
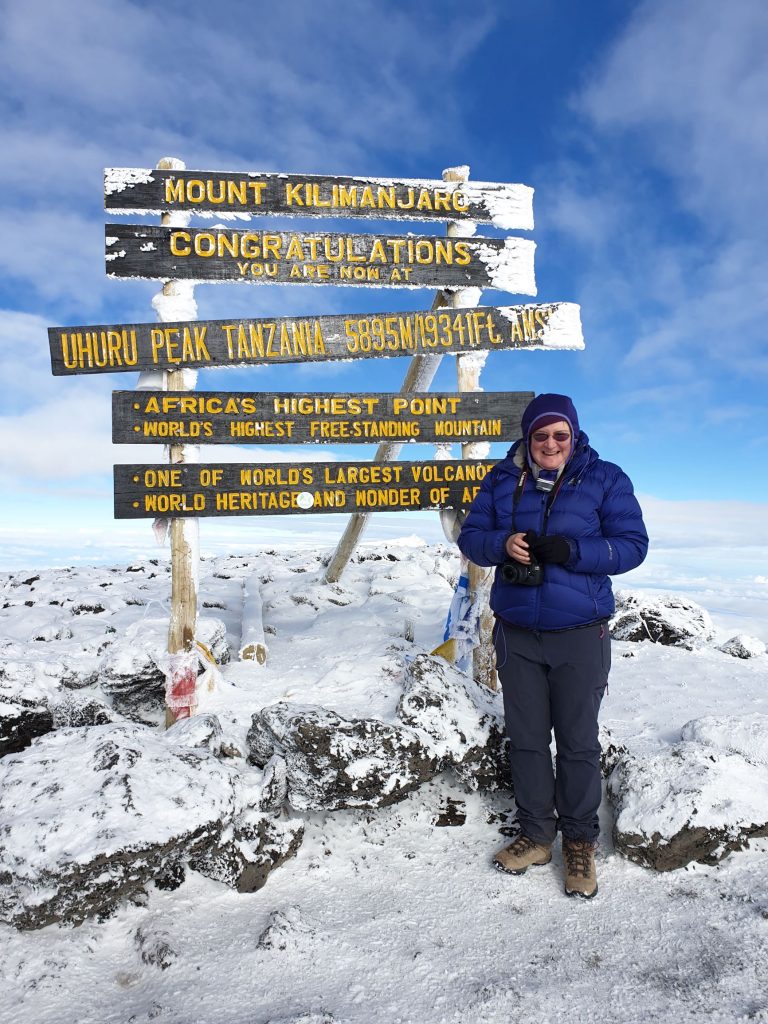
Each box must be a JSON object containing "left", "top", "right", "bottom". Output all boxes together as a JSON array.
[{"left": 511, "top": 466, "right": 567, "bottom": 534}]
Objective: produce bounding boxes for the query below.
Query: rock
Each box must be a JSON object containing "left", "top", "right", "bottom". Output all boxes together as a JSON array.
[
  {"left": 256, "top": 906, "right": 315, "bottom": 951},
  {"left": 610, "top": 590, "right": 716, "bottom": 648},
  {"left": 608, "top": 737, "right": 768, "bottom": 871},
  {"left": 99, "top": 626, "right": 166, "bottom": 723},
  {"left": 0, "top": 723, "right": 240, "bottom": 929},
  {"left": 599, "top": 723, "right": 627, "bottom": 777},
  {"left": 191, "top": 809, "right": 304, "bottom": 893},
  {"left": 0, "top": 686, "right": 53, "bottom": 758},
  {"left": 50, "top": 693, "right": 119, "bottom": 729},
  {"left": 717, "top": 634, "right": 766, "bottom": 659},
  {"left": 433, "top": 798, "right": 467, "bottom": 827},
  {"left": 260, "top": 754, "right": 289, "bottom": 811},
  {"left": 135, "top": 923, "right": 177, "bottom": 970},
  {"left": 247, "top": 702, "right": 440, "bottom": 811},
  {"left": 396, "top": 653, "right": 508, "bottom": 791}
]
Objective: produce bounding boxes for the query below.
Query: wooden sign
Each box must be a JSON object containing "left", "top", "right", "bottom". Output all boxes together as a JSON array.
[
  {"left": 49, "top": 301, "right": 582, "bottom": 376},
  {"left": 112, "top": 390, "right": 533, "bottom": 445},
  {"left": 104, "top": 168, "right": 534, "bottom": 230},
  {"left": 114, "top": 459, "right": 498, "bottom": 519},
  {"left": 105, "top": 224, "right": 536, "bottom": 293}
]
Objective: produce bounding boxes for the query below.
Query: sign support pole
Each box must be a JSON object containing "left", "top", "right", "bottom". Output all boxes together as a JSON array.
[
  {"left": 324, "top": 166, "right": 479, "bottom": 585},
  {"left": 456, "top": 349, "right": 496, "bottom": 690},
  {"left": 151, "top": 157, "right": 200, "bottom": 727},
  {"left": 438, "top": 174, "right": 496, "bottom": 689}
]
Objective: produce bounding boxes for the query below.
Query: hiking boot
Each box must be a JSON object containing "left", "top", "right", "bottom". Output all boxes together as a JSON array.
[
  {"left": 562, "top": 838, "right": 598, "bottom": 899},
  {"left": 494, "top": 834, "right": 552, "bottom": 875}
]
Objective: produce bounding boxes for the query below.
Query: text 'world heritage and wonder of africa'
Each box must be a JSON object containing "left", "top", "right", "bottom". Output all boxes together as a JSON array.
[{"left": 113, "top": 460, "right": 498, "bottom": 519}]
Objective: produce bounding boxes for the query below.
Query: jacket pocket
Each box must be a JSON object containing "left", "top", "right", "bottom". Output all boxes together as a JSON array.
[{"left": 584, "top": 573, "right": 600, "bottom": 619}]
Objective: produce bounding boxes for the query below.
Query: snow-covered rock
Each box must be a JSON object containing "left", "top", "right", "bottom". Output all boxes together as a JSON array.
[
  {"left": 608, "top": 717, "right": 768, "bottom": 871},
  {"left": 49, "top": 692, "right": 120, "bottom": 729},
  {"left": 191, "top": 808, "right": 304, "bottom": 892},
  {"left": 135, "top": 922, "right": 177, "bottom": 970},
  {"left": 245, "top": 653, "right": 510, "bottom": 812},
  {"left": 610, "top": 590, "right": 716, "bottom": 648},
  {"left": 0, "top": 675, "right": 53, "bottom": 757},
  {"left": 599, "top": 723, "right": 627, "bottom": 777},
  {"left": 680, "top": 712, "right": 768, "bottom": 768},
  {"left": 396, "top": 653, "right": 508, "bottom": 790},
  {"left": 246, "top": 702, "right": 440, "bottom": 811},
  {"left": 0, "top": 723, "right": 240, "bottom": 929},
  {"left": 717, "top": 634, "right": 766, "bottom": 659},
  {"left": 256, "top": 906, "right": 316, "bottom": 952}
]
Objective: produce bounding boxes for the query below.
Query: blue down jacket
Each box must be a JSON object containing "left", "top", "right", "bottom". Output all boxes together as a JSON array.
[{"left": 457, "top": 432, "right": 649, "bottom": 631}]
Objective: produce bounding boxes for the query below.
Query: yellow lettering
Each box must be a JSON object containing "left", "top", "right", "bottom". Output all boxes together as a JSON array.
[
  {"left": 170, "top": 231, "right": 191, "bottom": 256},
  {"left": 165, "top": 179, "right": 184, "bottom": 204}
]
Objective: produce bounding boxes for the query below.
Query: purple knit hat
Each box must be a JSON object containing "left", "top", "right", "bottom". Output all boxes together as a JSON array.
[{"left": 521, "top": 393, "right": 579, "bottom": 461}]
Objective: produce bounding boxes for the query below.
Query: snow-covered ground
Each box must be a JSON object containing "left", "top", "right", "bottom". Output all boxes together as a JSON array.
[{"left": 1, "top": 539, "right": 767, "bottom": 1024}]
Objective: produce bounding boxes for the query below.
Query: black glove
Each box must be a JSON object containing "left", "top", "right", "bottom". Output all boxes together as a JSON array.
[{"left": 530, "top": 534, "right": 571, "bottom": 565}]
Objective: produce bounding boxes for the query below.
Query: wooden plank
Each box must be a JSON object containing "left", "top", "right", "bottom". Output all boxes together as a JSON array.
[
  {"left": 105, "top": 223, "right": 536, "bottom": 293},
  {"left": 48, "top": 301, "right": 582, "bottom": 376},
  {"left": 114, "top": 459, "right": 498, "bottom": 519},
  {"left": 104, "top": 168, "right": 534, "bottom": 229},
  {"left": 112, "top": 390, "right": 533, "bottom": 446}
]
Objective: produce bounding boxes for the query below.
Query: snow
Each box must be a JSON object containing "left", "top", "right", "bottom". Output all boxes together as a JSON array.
[
  {"left": 475, "top": 236, "right": 537, "bottom": 296},
  {"left": 1, "top": 540, "right": 768, "bottom": 1023},
  {"left": 103, "top": 168, "right": 155, "bottom": 195}
]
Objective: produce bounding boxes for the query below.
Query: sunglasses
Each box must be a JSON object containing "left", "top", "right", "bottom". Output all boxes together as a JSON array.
[{"left": 531, "top": 430, "right": 571, "bottom": 443}]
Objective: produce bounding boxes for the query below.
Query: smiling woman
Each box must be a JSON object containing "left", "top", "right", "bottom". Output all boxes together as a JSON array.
[{"left": 458, "top": 393, "right": 649, "bottom": 899}]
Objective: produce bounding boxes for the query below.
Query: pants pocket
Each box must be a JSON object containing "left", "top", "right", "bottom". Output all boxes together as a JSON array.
[
  {"left": 493, "top": 619, "right": 508, "bottom": 671},
  {"left": 599, "top": 621, "right": 611, "bottom": 680}
]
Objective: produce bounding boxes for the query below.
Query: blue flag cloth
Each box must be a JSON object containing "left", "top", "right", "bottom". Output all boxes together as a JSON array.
[{"left": 442, "top": 562, "right": 481, "bottom": 673}]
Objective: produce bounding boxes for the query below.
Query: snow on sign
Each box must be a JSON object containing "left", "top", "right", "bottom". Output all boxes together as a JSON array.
[
  {"left": 112, "top": 390, "right": 534, "bottom": 446},
  {"left": 48, "top": 303, "right": 583, "bottom": 376},
  {"left": 105, "top": 224, "right": 537, "bottom": 293},
  {"left": 114, "top": 459, "right": 498, "bottom": 519},
  {"left": 104, "top": 168, "right": 535, "bottom": 229}
]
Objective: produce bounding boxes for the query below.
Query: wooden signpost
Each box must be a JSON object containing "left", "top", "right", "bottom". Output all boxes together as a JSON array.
[
  {"left": 105, "top": 223, "right": 536, "bottom": 293},
  {"left": 112, "top": 390, "right": 533, "bottom": 446},
  {"left": 49, "top": 302, "right": 582, "bottom": 376},
  {"left": 46, "top": 158, "right": 586, "bottom": 722},
  {"left": 104, "top": 168, "right": 534, "bottom": 229},
  {"left": 114, "top": 459, "right": 498, "bottom": 520}
]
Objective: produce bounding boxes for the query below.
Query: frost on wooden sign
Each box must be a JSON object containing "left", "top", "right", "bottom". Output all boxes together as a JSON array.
[
  {"left": 48, "top": 303, "right": 583, "bottom": 376},
  {"left": 104, "top": 168, "right": 535, "bottom": 229},
  {"left": 105, "top": 224, "right": 537, "bottom": 293}
]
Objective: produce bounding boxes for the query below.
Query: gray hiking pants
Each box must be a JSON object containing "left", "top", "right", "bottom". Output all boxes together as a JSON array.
[{"left": 494, "top": 619, "right": 611, "bottom": 844}]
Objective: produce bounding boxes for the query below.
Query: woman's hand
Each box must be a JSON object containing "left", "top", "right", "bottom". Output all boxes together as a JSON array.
[{"left": 505, "top": 532, "right": 532, "bottom": 564}]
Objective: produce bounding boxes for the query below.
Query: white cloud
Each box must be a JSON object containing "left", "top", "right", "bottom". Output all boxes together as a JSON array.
[
  {"left": 577, "top": 0, "right": 768, "bottom": 233},
  {"left": 0, "top": 0, "right": 503, "bottom": 313},
  {"left": 532, "top": 0, "right": 768, "bottom": 445}
]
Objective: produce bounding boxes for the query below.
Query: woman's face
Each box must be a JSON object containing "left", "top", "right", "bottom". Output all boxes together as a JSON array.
[{"left": 529, "top": 420, "right": 572, "bottom": 471}]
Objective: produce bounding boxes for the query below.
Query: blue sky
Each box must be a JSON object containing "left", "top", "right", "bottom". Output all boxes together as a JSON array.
[{"left": 1, "top": 0, "right": 767, "bottom": 571}]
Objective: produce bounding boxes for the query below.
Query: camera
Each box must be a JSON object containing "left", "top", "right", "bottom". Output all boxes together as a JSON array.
[{"left": 500, "top": 557, "right": 543, "bottom": 587}]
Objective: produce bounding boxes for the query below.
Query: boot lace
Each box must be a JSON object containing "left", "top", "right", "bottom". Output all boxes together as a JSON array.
[
  {"left": 563, "top": 839, "right": 595, "bottom": 878},
  {"left": 508, "top": 834, "right": 540, "bottom": 855}
]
